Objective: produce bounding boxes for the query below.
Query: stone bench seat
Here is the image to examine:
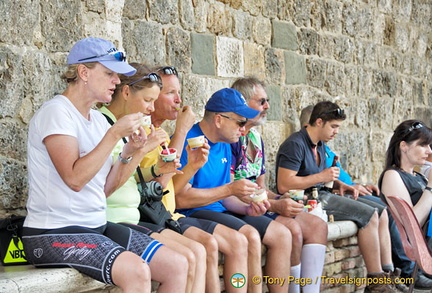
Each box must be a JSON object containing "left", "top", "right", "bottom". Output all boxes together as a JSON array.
[{"left": 0, "top": 221, "right": 358, "bottom": 293}]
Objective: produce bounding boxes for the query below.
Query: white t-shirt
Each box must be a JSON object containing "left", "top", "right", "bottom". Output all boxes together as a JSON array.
[{"left": 25, "top": 95, "right": 112, "bottom": 229}]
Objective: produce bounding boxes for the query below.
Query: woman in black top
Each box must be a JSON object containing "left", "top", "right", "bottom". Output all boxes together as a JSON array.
[{"left": 379, "top": 119, "right": 432, "bottom": 285}]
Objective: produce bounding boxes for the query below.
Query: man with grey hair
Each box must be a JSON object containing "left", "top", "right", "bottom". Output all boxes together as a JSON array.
[{"left": 231, "top": 77, "right": 328, "bottom": 293}]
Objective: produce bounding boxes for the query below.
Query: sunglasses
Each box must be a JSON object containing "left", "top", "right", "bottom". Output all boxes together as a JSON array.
[
  {"left": 78, "top": 51, "right": 126, "bottom": 62},
  {"left": 258, "top": 98, "right": 270, "bottom": 106},
  {"left": 218, "top": 114, "right": 248, "bottom": 127},
  {"left": 408, "top": 121, "right": 424, "bottom": 133},
  {"left": 157, "top": 66, "right": 178, "bottom": 76},
  {"left": 128, "top": 73, "right": 162, "bottom": 86},
  {"left": 321, "top": 108, "right": 345, "bottom": 118}
]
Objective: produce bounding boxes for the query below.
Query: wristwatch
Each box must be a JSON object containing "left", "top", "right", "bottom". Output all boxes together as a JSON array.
[
  {"left": 425, "top": 186, "right": 432, "bottom": 193},
  {"left": 118, "top": 152, "right": 132, "bottom": 164},
  {"left": 151, "top": 164, "right": 163, "bottom": 178}
]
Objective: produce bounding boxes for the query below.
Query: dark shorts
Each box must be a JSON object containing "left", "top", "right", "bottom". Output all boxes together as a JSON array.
[
  {"left": 178, "top": 216, "right": 217, "bottom": 234},
  {"left": 319, "top": 191, "right": 385, "bottom": 229},
  {"left": 189, "top": 209, "right": 272, "bottom": 239},
  {"left": 22, "top": 222, "right": 163, "bottom": 285},
  {"left": 134, "top": 221, "right": 166, "bottom": 234}
]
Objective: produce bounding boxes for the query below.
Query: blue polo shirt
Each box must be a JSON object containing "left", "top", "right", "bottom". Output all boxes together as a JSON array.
[
  {"left": 275, "top": 127, "right": 326, "bottom": 193},
  {"left": 176, "top": 123, "right": 231, "bottom": 216}
]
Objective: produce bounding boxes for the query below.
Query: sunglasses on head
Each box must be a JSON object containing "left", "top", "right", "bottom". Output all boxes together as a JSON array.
[
  {"left": 218, "top": 114, "right": 248, "bottom": 127},
  {"left": 157, "top": 66, "right": 178, "bottom": 76},
  {"left": 321, "top": 108, "right": 345, "bottom": 118},
  {"left": 78, "top": 51, "right": 126, "bottom": 62},
  {"left": 408, "top": 121, "right": 424, "bottom": 133},
  {"left": 128, "top": 73, "right": 162, "bottom": 86}
]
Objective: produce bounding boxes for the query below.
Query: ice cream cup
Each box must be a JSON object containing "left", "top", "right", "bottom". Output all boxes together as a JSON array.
[
  {"left": 289, "top": 190, "right": 304, "bottom": 201},
  {"left": 250, "top": 189, "right": 268, "bottom": 203},
  {"left": 160, "top": 148, "right": 177, "bottom": 162},
  {"left": 141, "top": 115, "right": 151, "bottom": 129},
  {"left": 187, "top": 135, "right": 205, "bottom": 149}
]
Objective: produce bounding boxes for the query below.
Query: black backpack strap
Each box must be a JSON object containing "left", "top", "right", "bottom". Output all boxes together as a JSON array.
[{"left": 102, "top": 112, "right": 148, "bottom": 195}]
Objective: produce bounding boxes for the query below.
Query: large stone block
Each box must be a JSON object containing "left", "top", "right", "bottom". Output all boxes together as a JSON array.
[
  {"left": 265, "top": 85, "right": 282, "bottom": 121},
  {"left": 193, "top": 0, "right": 209, "bottom": 33},
  {"left": 0, "top": 159, "right": 27, "bottom": 211},
  {"left": 166, "top": 27, "right": 191, "bottom": 72},
  {"left": 148, "top": 0, "right": 179, "bottom": 24},
  {"left": 191, "top": 33, "right": 215, "bottom": 75},
  {"left": 298, "top": 28, "right": 318, "bottom": 55},
  {"left": 284, "top": 51, "right": 306, "bottom": 85},
  {"left": 252, "top": 17, "right": 271, "bottom": 46},
  {"left": 394, "top": 23, "right": 410, "bottom": 54},
  {"left": 243, "top": 42, "right": 265, "bottom": 80},
  {"left": 311, "top": 0, "right": 343, "bottom": 33},
  {"left": 306, "top": 58, "right": 326, "bottom": 88},
  {"left": 0, "top": 0, "right": 39, "bottom": 46},
  {"left": 325, "top": 61, "right": 345, "bottom": 96},
  {"left": 179, "top": 0, "right": 195, "bottom": 30},
  {"left": 0, "top": 120, "right": 27, "bottom": 161},
  {"left": 288, "top": 0, "right": 311, "bottom": 27},
  {"left": 232, "top": 10, "right": 252, "bottom": 41},
  {"left": 372, "top": 70, "right": 398, "bottom": 97},
  {"left": 272, "top": 20, "right": 298, "bottom": 51},
  {"left": 207, "top": 2, "right": 231, "bottom": 36},
  {"left": 216, "top": 37, "right": 243, "bottom": 77},
  {"left": 122, "top": 20, "right": 165, "bottom": 67},
  {"left": 241, "top": 0, "right": 261, "bottom": 16},
  {"left": 264, "top": 48, "right": 285, "bottom": 85},
  {"left": 262, "top": 0, "right": 278, "bottom": 18},
  {"left": 318, "top": 34, "right": 336, "bottom": 59},
  {"left": 40, "top": 0, "right": 82, "bottom": 52},
  {"left": 123, "top": 0, "right": 147, "bottom": 20},
  {"left": 0, "top": 47, "right": 24, "bottom": 119},
  {"left": 334, "top": 36, "right": 354, "bottom": 64},
  {"left": 181, "top": 75, "right": 231, "bottom": 118}
]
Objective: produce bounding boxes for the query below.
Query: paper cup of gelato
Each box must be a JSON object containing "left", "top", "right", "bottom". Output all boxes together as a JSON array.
[
  {"left": 141, "top": 115, "right": 151, "bottom": 129},
  {"left": 160, "top": 148, "right": 177, "bottom": 162},
  {"left": 187, "top": 135, "right": 205, "bottom": 149},
  {"left": 250, "top": 189, "right": 268, "bottom": 203},
  {"left": 289, "top": 190, "right": 304, "bottom": 201}
]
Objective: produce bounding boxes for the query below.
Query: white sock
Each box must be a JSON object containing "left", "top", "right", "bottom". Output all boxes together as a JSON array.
[
  {"left": 300, "top": 243, "right": 326, "bottom": 293},
  {"left": 289, "top": 264, "right": 301, "bottom": 293}
]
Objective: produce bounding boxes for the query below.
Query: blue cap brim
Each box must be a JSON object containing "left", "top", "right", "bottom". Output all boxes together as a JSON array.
[
  {"left": 234, "top": 107, "right": 260, "bottom": 119},
  {"left": 99, "top": 60, "right": 137, "bottom": 76}
]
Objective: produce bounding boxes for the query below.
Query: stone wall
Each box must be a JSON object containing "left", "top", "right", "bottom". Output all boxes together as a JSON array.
[{"left": 0, "top": 0, "right": 431, "bottom": 216}]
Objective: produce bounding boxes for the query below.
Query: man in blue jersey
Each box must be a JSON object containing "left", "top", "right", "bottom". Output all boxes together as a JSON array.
[{"left": 175, "top": 88, "right": 292, "bottom": 293}]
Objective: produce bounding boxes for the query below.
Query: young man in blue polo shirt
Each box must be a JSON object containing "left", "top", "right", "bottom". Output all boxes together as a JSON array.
[{"left": 175, "top": 88, "right": 292, "bottom": 293}]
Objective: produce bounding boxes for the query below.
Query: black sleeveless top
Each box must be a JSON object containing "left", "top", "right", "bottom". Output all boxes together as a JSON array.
[{"left": 379, "top": 167, "right": 428, "bottom": 206}]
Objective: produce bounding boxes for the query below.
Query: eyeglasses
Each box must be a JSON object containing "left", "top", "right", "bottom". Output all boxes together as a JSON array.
[
  {"left": 408, "top": 121, "right": 424, "bottom": 132},
  {"left": 128, "top": 73, "right": 162, "bottom": 86},
  {"left": 257, "top": 98, "right": 270, "bottom": 106},
  {"left": 157, "top": 66, "right": 178, "bottom": 76},
  {"left": 321, "top": 108, "right": 345, "bottom": 118},
  {"left": 78, "top": 51, "right": 126, "bottom": 62},
  {"left": 218, "top": 114, "right": 248, "bottom": 127}
]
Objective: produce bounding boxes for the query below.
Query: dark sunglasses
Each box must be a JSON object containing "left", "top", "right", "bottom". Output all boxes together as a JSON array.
[
  {"left": 128, "top": 73, "right": 162, "bottom": 86},
  {"left": 218, "top": 114, "right": 248, "bottom": 127},
  {"left": 408, "top": 121, "right": 424, "bottom": 133},
  {"left": 258, "top": 98, "right": 270, "bottom": 106},
  {"left": 78, "top": 51, "right": 126, "bottom": 62},
  {"left": 321, "top": 108, "right": 345, "bottom": 118},
  {"left": 157, "top": 66, "right": 178, "bottom": 76}
]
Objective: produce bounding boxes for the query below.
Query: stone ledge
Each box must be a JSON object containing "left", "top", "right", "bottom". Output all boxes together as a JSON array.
[{"left": 0, "top": 221, "right": 359, "bottom": 293}]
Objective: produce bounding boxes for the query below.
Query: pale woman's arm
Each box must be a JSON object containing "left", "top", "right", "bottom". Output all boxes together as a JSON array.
[{"left": 381, "top": 169, "right": 432, "bottom": 226}]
